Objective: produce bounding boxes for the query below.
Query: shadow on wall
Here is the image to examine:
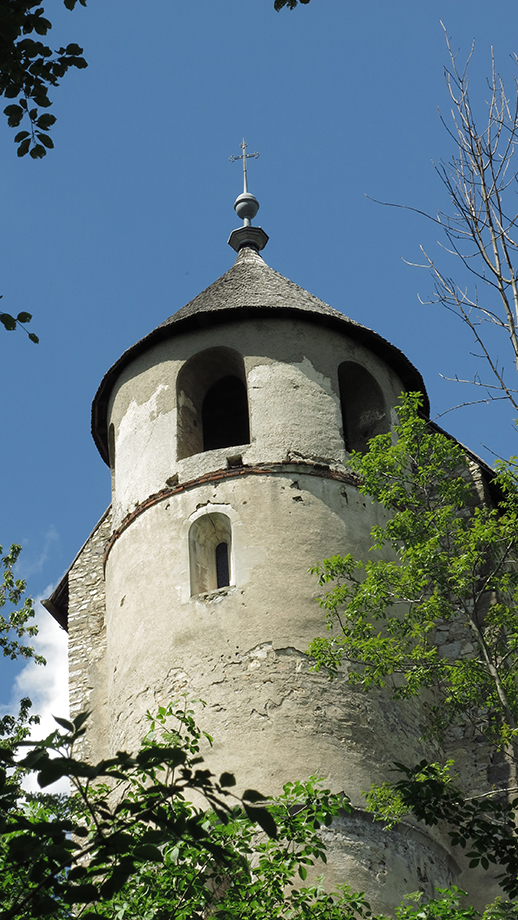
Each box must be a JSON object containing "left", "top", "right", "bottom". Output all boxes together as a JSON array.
[
  {"left": 338, "top": 361, "right": 389, "bottom": 454},
  {"left": 177, "top": 347, "right": 250, "bottom": 459}
]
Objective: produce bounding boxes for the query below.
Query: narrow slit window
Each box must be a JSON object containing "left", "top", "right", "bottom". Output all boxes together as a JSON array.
[{"left": 215, "top": 542, "right": 230, "bottom": 588}]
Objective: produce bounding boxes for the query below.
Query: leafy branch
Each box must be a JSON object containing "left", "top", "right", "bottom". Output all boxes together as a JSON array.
[
  {"left": 0, "top": 298, "right": 38, "bottom": 342},
  {"left": 0, "top": 0, "right": 87, "bottom": 158},
  {"left": 309, "top": 394, "right": 518, "bottom": 759},
  {"left": 0, "top": 543, "right": 43, "bottom": 662}
]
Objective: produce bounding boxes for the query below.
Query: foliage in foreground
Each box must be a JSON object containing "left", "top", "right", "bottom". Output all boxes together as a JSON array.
[
  {"left": 0, "top": 543, "right": 42, "bottom": 663},
  {"left": 274, "top": 0, "right": 311, "bottom": 9},
  {"left": 367, "top": 760, "right": 518, "bottom": 899},
  {"left": 0, "top": 302, "right": 38, "bottom": 342},
  {"left": 0, "top": 700, "right": 357, "bottom": 920},
  {"left": 3, "top": 704, "right": 518, "bottom": 920},
  {"left": 309, "top": 393, "right": 518, "bottom": 757},
  {"left": 0, "top": 0, "right": 311, "bottom": 157},
  {"left": 0, "top": 0, "right": 87, "bottom": 158},
  {"left": 309, "top": 392, "right": 518, "bottom": 898}
]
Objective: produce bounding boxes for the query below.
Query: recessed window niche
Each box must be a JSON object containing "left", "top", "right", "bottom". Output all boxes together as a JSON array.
[
  {"left": 189, "top": 512, "right": 232, "bottom": 596},
  {"left": 338, "top": 361, "right": 389, "bottom": 454},
  {"left": 176, "top": 347, "right": 250, "bottom": 459}
]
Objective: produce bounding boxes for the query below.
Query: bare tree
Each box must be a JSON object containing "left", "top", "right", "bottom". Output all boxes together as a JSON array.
[{"left": 380, "top": 27, "right": 518, "bottom": 419}]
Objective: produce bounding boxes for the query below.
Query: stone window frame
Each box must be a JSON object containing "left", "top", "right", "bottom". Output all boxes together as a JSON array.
[{"left": 189, "top": 511, "right": 233, "bottom": 597}]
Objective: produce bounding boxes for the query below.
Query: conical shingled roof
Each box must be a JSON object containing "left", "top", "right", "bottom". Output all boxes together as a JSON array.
[
  {"left": 92, "top": 246, "right": 428, "bottom": 464},
  {"left": 157, "top": 246, "right": 345, "bottom": 327}
]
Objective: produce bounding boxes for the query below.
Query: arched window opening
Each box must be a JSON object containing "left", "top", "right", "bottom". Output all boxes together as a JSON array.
[
  {"left": 202, "top": 376, "right": 250, "bottom": 451},
  {"left": 338, "top": 362, "right": 389, "bottom": 454},
  {"left": 177, "top": 347, "right": 250, "bottom": 460},
  {"left": 189, "top": 513, "right": 232, "bottom": 596},
  {"left": 215, "top": 542, "right": 230, "bottom": 589}
]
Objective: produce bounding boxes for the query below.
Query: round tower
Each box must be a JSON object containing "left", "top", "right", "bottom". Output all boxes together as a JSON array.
[{"left": 80, "top": 179, "right": 478, "bottom": 910}]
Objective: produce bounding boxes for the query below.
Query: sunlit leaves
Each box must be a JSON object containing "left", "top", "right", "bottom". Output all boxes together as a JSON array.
[
  {"left": 309, "top": 393, "right": 518, "bottom": 752},
  {"left": 0, "top": 544, "right": 43, "bottom": 663},
  {"left": 373, "top": 761, "right": 518, "bottom": 899}
]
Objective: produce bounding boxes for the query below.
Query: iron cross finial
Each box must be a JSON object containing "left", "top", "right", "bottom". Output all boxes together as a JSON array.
[{"left": 229, "top": 138, "right": 260, "bottom": 194}]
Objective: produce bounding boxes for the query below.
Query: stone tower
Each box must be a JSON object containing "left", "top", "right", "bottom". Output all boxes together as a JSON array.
[{"left": 43, "top": 180, "right": 497, "bottom": 912}]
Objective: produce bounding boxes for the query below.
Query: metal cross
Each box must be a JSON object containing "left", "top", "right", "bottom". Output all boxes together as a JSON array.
[{"left": 229, "top": 138, "right": 260, "bottom": 194}]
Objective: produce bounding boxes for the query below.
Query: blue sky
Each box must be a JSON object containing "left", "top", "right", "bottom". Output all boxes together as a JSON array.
[{"left": 2, "top": 0, "right": 518, "bottom": 716}]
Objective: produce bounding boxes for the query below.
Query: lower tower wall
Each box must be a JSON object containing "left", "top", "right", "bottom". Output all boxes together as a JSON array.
[{"left": 100, "top": 466, "right": 478, "bottom": 912}]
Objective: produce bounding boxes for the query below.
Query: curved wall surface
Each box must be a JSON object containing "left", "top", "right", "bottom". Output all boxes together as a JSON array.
[
  {"left": 95, "top": 310, "right": 479, "bottom": 911},
  {"left": 106, "top": 317, "right": 400, "bottom": 526}
]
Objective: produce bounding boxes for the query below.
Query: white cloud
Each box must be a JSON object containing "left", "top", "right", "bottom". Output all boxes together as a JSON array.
[{"left": 7, "top": 592, "right": 69, "bottom": 793}]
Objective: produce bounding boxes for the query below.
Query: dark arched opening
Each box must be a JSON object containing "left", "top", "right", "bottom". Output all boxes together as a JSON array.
[
  {"left": 176, "top": 347, "right": 250, "bottom": 459},
  {"left": 202, "top": 376, "right": 250, "bottom": 451},
  {"left": 215, "top": 541, "right": 230, "bottom": 589},
  {"left": 338, "top": 362, "right": 389, "bottom": 454},
  {"left": 189, "top": 513, "right": 232, "bottom": 596}
]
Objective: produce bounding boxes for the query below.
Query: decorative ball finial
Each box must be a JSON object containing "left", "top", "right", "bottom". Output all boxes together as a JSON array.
[{"left": 228, "top": 138, "right": 269, "bottom": 253}]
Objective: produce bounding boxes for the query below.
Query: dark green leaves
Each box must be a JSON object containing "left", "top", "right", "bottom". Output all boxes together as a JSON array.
[
  {"left": 0, "top": 1, "right": 87, "bottom": 157},
  {"left": 0, "top": 307, "right": 38, "bottom": 342},
  {"left": 4, "top": 104, "right": 24, "bottom": 126},
  {"left": 274, "top": 0, "right": 311, "bottom": 9},
  {"left": 0, "top": 313, "right": 17, "bottom": 331},
  {"left": 380, "top": 761, "right": 518, "bottom": 899},
  {"left": 0, "top": 700, "right": 355, "bottom": 920}
]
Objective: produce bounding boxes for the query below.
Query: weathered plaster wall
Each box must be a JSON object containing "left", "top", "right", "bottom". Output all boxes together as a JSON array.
[
  {"left": 68, "top": 310, "right": 501, "bottom": 913},
  {"left": 68, "top": 509, "right": 111, "bottom": 763},
  {"left": 102, "top": 461, "right": 470, "bottom": 913},
  {"left": 107, "top": 317, "right": 403, "bottom": 527}
]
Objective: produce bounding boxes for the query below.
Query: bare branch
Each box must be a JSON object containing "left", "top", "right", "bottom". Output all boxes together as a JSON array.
[{"left": 376, "top": 29, "right": 518, "bottom": 415}]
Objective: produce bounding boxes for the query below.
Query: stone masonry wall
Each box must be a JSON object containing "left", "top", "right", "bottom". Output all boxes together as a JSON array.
[{"left": 68, "top": 507, "right": 111, "bottom": 762}]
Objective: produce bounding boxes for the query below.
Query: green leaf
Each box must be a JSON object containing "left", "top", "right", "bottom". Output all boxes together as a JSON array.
[
  {"left": 30, "top": 144, "right": 47, "bottom": 159},
  {"left": 0, "top": 314, "right": 17, "bottom": 331},
  {"left": 28, "top": 333, "right": 39, "bottom": 343},
  {"left": 54, "top": 716, "right": 75, "bottom": 732},
  {"left": 17, "top": 139, "right": 31, "bottom": 157},
  {"left": 36, "top": 113, "right": 56, "bottom": 130},
  {"left": 73, "top": 711, "right": 90, "bottom": 730},
  {"left": 16, "top": 312, "right": 32, "bottom": 324},
  {"left": 36, "top": 132, "right": 54, "bottom": 149},
  {"left": 14, "top": 132, "right": 30, "bottom": 143}
]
